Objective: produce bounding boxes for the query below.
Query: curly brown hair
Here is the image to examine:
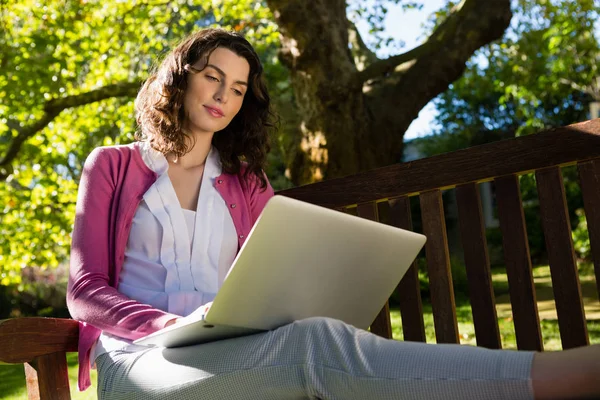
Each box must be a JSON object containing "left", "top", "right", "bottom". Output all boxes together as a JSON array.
[{"left": 134, "top": 28, "right": 276, "bottom": 188}]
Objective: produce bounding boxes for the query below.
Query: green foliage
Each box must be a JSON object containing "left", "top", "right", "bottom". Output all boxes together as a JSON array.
[
  {"left": 0, "top": 1, "right": 289, "bottom": 285},
  {"left": 1, "top": 264, "right": 70, "bottom": 318},
  {"left": 415, "top": 0, "right": 600, "bottom": 262},
  {"left": 432, "top": 0, "right": 599, "bottom": 142},
  {"left": 572, "top": 208, "right": 592, "bottom": 260}
]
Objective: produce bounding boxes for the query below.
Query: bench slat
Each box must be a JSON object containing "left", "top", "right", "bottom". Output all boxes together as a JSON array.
[
  {"left": 495, "top": 174, "right": 543, "bottom": 351},
  {"left": 420, "top": 190, "right": 459, "bottom": 344},
  {"left": 356, "top": 202, "right": 393, "bottom": 339},
  {"left": 456, "top": 183, "right": 502, "bottom": 349},
  {"left": 388, "top": 197, "right": 427, "bottom": 342},
  {"left": 536, "top": 167, "right": 589, "bottom": 349},
  {"left": 577, "top": 159, "right": 600, "bottom": 298},
  {"left": 369, "top": 302, "right": 392, "bottom": 339}
]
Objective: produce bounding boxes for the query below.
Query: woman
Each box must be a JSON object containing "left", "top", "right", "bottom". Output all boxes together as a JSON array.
[{"left": 67, "top": 28, "right": 600, "bottom": 400}]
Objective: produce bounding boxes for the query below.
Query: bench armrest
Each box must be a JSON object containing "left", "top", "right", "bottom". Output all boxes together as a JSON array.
[{"left": 0, "top": 317, "right": 79, "bottom": 364}]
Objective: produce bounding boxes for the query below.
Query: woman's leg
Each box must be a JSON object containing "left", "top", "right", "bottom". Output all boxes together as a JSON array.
[
  {"left": 531, "top": 344, "right": 600, "bottom": 399},
  {"left": 97, "top": 317, "right": 535, "bottom": 400}
]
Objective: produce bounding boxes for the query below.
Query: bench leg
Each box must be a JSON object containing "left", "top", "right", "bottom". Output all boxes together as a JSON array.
[{"left": 24, "top": 352, "right": 71, "bottom": 400}]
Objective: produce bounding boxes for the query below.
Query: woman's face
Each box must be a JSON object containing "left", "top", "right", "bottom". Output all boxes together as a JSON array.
[{"left": 183, "top": 47, "right": 250, "bottom": 137}]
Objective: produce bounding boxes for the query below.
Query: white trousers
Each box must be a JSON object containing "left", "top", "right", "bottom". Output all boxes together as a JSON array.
[{"left": 96, "top": 317, "right": 534, "bottom": 400}]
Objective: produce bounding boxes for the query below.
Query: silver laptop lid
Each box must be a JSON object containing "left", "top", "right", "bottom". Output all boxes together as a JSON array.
[{"left": 206, "top": 195, "right": 426, "bottom": 331}]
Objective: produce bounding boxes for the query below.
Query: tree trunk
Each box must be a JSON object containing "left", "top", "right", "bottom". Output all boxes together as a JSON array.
[{"left": 266, "top": 0, "right": 512, "bottom": 185}]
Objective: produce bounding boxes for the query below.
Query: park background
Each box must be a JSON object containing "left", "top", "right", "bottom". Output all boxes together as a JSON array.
[{"left": 1, "top": 0, "right": 600, "bottom": 398}]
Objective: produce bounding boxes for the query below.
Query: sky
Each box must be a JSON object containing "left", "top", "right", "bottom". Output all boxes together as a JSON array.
[{"left": 356, "top": 0, "right": 448, "bottom": 140}]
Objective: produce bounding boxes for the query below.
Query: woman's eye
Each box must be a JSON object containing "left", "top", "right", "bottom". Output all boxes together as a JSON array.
[
  {"left": 206, "top": 75, "right": 219, "bottom": 82},
  {"left": 233, "top": 89, "right": 243, "bottom": 96}
]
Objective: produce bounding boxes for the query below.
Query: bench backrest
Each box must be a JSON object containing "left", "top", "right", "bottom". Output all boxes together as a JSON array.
[
  {"left": 1, "top": 118, "right": 599, "bottom": 399},
  {"left": 278, "top": 118, "right": 600, "bottom": 351}
]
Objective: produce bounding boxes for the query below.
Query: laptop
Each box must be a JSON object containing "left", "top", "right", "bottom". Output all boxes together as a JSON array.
[{"left": 134, "top": 195, "right": 426, "bottom": 348}]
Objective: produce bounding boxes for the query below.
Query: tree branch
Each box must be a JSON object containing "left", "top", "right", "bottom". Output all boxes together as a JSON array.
[
  {"left": 356, "top": 0, "right": 508, "bottom": 85},
  {"left": 560, "top": 77, "right": 600, "bottom": 101},
  {"left": 0, "top": 81, "right": 141, "bottom": 181},
  {"left": 44, "top": 81, "right": 141, "bottom": 112},
  {"left": 347, "top": 21, "right": 379, "bottom": 71},
  {"left": 357, "top": 41, "right": 433, "bottom": 83},
  {"left": 365, "top": 0, "right": 511, "bottom": 135}
]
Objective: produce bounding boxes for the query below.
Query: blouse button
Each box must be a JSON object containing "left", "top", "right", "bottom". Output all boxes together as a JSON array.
[
  {"left": 239, "top": 234, "right": 244, "bottom": 239},
  {"left": 230, "top": 204, "right": 236, "bottom": 208},
  {"left": 217, "top": 179, "right": 223, "bottom": 184}
]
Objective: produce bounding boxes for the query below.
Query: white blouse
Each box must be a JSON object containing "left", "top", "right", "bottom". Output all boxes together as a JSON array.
[{"left": 94, "top": 143, "right": 238, "bottom": 359}]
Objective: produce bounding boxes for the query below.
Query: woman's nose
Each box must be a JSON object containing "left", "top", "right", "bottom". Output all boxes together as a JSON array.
[{"left": 213, "top": 86, "right": 228, "bottom": 104}]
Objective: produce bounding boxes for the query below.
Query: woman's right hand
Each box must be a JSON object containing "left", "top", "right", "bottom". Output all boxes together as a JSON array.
[{"left": 164, "top": 302, "right": 213, "bottom": 328}]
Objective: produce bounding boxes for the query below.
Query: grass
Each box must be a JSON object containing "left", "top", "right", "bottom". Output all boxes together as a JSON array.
[
  {"left": 0, "top": 353, "right": 97, "bottom": 400},
  {"left": 389, "top": 264, "right": 600, "bottom": 350},
  {"left": 390, "top": 303, "right": 600, "bottom": 350},
  {"left": 1, "top": 265, "right": 598, "bottom": 398}
]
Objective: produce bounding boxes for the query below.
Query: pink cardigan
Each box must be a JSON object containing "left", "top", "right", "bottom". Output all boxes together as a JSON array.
[{"left": 66, "top": 142, "right": 274, "bottom": 391}]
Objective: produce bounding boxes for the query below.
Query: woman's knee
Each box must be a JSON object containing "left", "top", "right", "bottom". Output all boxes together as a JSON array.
[
  {"left": 291, "top": 316, "right": 343, "bottom": 329},
  {"left": 288, "top": 316, "right": 356, "bottom": 341}
]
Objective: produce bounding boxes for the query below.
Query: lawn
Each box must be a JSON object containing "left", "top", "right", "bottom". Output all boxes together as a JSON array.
[
  {"left": 390, "top": 265, "right": 600, "bottom": 350},
  {"left": 0, "top": 353, "right": 97, "bottom": 400},
  {"left": 389, "top": 300, "right": 600, "bottom": 350},
  {"left": 1, "top": 265, "right": 598, "bottom": 399}
]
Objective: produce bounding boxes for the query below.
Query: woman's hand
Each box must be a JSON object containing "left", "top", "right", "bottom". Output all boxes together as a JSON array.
[{"left": 164, "top": 302, "right": 213, "bottom": 328}]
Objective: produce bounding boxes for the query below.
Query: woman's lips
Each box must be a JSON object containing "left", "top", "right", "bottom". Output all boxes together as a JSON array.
[{"left": 204, "top": 105, "right": 224, "bottom": 118}]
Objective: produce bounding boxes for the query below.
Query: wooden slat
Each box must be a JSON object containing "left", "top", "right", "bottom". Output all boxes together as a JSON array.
[
  {"left": 494, "top": 175, "right": 543, "bottom": 351},
  {"left": 26, "top": 352, "right": 71, "bottom": 400},
  {"left": 578, "top": 159, "right": 600, "bottom": 298},
  {"left": 279, "top": 119, "right": 600, "bottom": 208},
  {"left": 455, "top": 183, "right": 502, "bottom": 349},
  {"left": 356, "top": 202, "right": 393, "bottom": 339},
  {"left": 0, "top": 318, "right": 78, "bottom": 364},
  {"left": 536, "top": 167, "right": 589, "bottom": 349},
  {"left": 419, "top": 190, "right": 459, "bottom": 344},
  {"left": 369, "top": 302, "right": 392, "bottom": 339},
  {"left": 387, "top": 196, "right": 426, "bottom": 342},
  {"left": 356, "top": 202, "right": 378, "bottom": 221}
]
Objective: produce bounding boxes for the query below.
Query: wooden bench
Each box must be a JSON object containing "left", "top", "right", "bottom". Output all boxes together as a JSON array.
[{"left": 2, "top": 119, "right": 599, "bottom": 399}]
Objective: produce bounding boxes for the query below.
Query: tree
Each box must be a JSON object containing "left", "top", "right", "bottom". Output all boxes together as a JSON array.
[
  {"left": 264, "top": 0, "right": 512, "bottom": 183},
  {"left": 0, "top": 0, "right": 512, "bottom": 284}
]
